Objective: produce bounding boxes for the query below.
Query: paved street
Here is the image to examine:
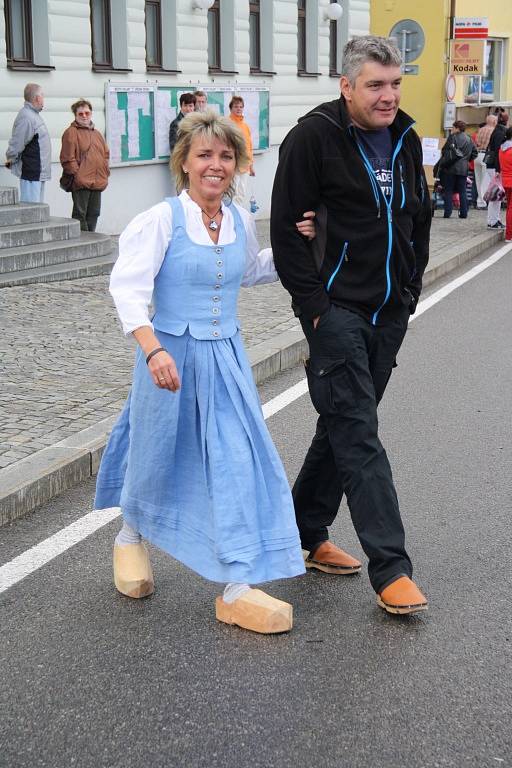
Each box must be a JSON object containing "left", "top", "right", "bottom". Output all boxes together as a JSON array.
[
  {"left": 1, "top": 244, "right": 512, "bottom": 767},
  {"left": 0, "top": 210, "right": 498, "bottom": 470}
]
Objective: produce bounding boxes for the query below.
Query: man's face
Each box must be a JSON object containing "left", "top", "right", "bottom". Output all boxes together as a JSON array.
[
  {"left": 195, "top": 95, "right": 207, "bottom": 111},
  {"left": 33, "top": 91, "right": 44, "bottom": 110},
  {"left": 181, "top": 101, "right": 196, "bottom": 115},
  {"left": 340, "top": 61, "right": 401, "bottom": 130}
]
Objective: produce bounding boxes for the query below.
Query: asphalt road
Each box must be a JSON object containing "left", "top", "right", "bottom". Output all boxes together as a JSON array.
[{"left": 1, "top": 245, "right": 512, "bottom": 768}]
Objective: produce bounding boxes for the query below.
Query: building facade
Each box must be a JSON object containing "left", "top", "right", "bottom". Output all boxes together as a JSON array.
[
  {"left": 371, "top": 0, "right": 511, "bottom": 140},
  {"left": 0, "top": 0, "right": 370, "bottom": 232}
]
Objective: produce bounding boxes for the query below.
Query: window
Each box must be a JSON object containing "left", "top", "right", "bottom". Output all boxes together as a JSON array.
[
  {"left": 91, "top": 0, "right": 112, "bottom": 69},
  {"left": 297, "top": 0, "right": 319, "bottom": 76},
  {"left": 208, "top": 0, "right": 221, "bottom": 71},
  {"left": 5, "top": 0, "right": 33, "bottom": 65},
  {"left": 145, "top": 0, "right": 162, "bottom": 70},
  {"left": 329, "top": 1, "right": 338, "bottom": 75},
  {"left": 249, "top": 0, "right": 261, "bottom": 72},
  {"left": 4, "top": 0, "right": 52, "bottom": 70},
  {"left": 464, "top": 39, "right": 504, "bottom": 104},
  {"left": 90, "top": 0, "right": 130, "bottom": 72},
  {"left": 208, "top": 0, "right": 236, "bottom": 74},
  {"left": 297, "top": 0, "right": 306, "bottom": 74}
]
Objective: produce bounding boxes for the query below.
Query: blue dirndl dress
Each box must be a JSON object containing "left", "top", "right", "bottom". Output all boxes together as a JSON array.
[{"left": 95, "top": 197, "right": 305, "bottom": 585}]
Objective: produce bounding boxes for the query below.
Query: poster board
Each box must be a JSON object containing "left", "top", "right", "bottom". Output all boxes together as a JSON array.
[
  {"left": 106, "top": 83, "right": 270, "bottom": 166},
  {"left": 421, "top": 136, "right": 446, "bottom": 188},
  {"left": 106, "top": 85, "right": 155, "bottom": 166}
]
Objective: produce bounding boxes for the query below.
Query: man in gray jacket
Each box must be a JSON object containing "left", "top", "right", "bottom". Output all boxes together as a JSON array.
[{"left": 5, "top": 83, "right": 51, "bottom": 203}]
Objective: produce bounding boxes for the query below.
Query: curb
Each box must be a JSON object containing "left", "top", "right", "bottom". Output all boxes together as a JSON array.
[{"left": 0, "top": 230, "right": 503, "bottom": 526}]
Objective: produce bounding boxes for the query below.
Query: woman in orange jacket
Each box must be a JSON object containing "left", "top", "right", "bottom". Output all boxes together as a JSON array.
[
  {"left": 228, "top": 96, "right": 254, "bottom": 209},
  {"left": 498, "top": 126, "right": 512, "bottom": 243},
  {"left": 60, "top": 99, "right": 110, "bottom": 232}
]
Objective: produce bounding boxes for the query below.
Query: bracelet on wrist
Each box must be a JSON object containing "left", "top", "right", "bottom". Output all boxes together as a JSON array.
[{"left": 145, "top": 347, "right": 166, "bottom": 365}]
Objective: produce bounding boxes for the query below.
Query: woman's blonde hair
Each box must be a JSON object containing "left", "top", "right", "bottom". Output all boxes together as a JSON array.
[{"left": 170, "top": 110, "right": 249, "bottom": 197}]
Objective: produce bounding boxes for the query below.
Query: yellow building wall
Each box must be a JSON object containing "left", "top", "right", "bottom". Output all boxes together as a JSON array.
[{"left": 370, "top": 0, "right": 451, "bottom": 139}]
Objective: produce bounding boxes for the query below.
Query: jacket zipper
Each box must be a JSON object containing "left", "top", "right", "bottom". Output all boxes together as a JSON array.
[
  {"left": 351, "top": 123, "right": 415, "bottom": 325},
  {"left": 327, "top": 242, "right": 348, "bottom": 291}
]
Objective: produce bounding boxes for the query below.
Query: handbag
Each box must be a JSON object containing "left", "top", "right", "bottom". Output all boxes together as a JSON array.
[
  {"left": 59, "top": 172, "right": 74, "bottom": 192},
  {"left": 483, "top": 147, "right": 496, "bottom": 168},
  {"left": 440, "top": 138, "right": 464, "bottom": 169}
]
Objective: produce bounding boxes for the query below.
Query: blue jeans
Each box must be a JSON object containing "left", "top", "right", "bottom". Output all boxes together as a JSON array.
[
  {"left": 440, "top": 172, "right": 468, "bottom": 218},
  {"left": 19, "top": 179, "right": 45, "bottom": 203}
]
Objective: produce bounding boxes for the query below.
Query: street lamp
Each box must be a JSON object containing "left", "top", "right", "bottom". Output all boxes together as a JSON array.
[
  {"left": 192, "top": 0, "right": 214, "bottom": 9},
  {"left": 324, "top": 3, "right": 343, "bottom": 22}
]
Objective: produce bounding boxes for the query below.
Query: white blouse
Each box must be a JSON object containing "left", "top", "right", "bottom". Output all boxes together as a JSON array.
[{"left": 109, "top": 190, "right": 277, "bottom": 335}]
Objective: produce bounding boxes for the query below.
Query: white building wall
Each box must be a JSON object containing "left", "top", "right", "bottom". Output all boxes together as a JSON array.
[{"left": 0, "top": 0, "right": 369, "bottom": 232}]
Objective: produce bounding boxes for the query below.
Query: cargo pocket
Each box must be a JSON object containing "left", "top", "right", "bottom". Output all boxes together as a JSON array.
[{"left": 304, "top": 357, "right": 354, "bottom": 416}]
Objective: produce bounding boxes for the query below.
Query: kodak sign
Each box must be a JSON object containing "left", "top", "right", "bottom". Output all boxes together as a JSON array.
[{"left": 449, "top": 39, "right": 485, "bottom": 75}]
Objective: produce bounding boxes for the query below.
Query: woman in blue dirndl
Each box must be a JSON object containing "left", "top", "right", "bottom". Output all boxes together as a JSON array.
[{"left": 94, "top": 111, "right": 315, "bottom": 634}]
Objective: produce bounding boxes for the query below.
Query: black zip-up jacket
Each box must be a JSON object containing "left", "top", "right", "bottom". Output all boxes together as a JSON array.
[{"left": 270, "top": 97, "right": 432, "bottom": 325}]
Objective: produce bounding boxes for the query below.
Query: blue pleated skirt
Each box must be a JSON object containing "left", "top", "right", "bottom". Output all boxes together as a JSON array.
[{"left": 94, "top": 330, "right": 306, "bottom": 584}]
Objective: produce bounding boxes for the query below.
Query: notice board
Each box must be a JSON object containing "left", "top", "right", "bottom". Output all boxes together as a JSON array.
[{"left": 106, "top": 83, "right": 270, "bottom": 166}]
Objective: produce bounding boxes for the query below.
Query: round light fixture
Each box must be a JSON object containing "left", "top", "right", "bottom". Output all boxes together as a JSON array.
[
  {"left": 324, "top": 3, "right": 343, "bottom": 21},
  {"left": 192, "top": 0, "right": 214, "bottom": 9}
]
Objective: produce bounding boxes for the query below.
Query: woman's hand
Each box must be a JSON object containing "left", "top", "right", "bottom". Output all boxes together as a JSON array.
[
  {"left": 148, "top": 350, "right": 181, "bottom": 392},
  {"left": 295, "top": 211, "right": 316, "bottom": 240}
]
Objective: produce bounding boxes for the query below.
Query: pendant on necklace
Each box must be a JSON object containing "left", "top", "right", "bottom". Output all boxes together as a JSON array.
[{"left": 209, "top": 220, "right": 218, "bottom": 231}]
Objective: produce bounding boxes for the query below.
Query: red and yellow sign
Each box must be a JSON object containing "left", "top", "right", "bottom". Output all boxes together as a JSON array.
[{"left": 449, "top": 39, "right": 485, "bottom": 75}]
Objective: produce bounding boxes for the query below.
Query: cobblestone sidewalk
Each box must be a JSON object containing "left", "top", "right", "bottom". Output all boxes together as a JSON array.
[{"left": 0, "top": 210, "right": 498, "bottom": 470}]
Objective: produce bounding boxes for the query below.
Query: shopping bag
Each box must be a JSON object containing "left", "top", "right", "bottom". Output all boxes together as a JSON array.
[{"left": 483, "top": 173, "right": 506, "bottom": 203}]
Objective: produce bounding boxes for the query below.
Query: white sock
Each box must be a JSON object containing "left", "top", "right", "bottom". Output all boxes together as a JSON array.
[
  {"left": 115, "top": 520, "right": 142, "bottom": 546},
  {"left": 223, "top": 583, "right": 251, "bottom": 604}
]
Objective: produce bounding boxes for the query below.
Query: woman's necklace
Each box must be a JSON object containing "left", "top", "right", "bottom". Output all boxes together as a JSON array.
[{"left": 200, "top": 205, "right": 223, "bottom": 231}]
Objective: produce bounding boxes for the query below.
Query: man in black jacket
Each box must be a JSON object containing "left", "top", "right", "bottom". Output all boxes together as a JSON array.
[{"left": 271, "top": 36, "right": 431, "bottom": 615}]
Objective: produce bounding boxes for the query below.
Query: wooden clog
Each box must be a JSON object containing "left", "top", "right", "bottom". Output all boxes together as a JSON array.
[
  {"left": 113, "top": 542, "right": 154, "bottom": 598},
  {"left": 215, "top": 588, "right": 293, "bottom": 633}
]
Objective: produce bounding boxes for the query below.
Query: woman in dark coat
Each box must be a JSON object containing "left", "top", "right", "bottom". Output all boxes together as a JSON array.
[{"left": 439, "top": 120, "right": 477, "bottom": 219}]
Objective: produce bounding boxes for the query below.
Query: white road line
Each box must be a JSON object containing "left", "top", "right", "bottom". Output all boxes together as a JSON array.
[
  {"left": 0, "top": 508, "right": 121, "bottom": 594},
  {"left": 261, "top": 378, "right": 309, "bottom": 420},
  {"left": 411, "top": 242, "right": 512, "bottom": 321},
  {"left": 1, "top": 242, "right": 511, "bottom": 595}
]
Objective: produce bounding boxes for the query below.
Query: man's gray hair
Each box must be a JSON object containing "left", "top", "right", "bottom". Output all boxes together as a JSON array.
[
  {"left": 24, "top": 83, "right": 42, "bottom": 103},
  {"left": 342, "top": 36, "right": 402, "bottom": 86}
]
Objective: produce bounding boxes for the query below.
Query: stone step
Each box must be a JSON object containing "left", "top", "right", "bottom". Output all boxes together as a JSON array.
[
  {"left": 0, "top": 217, "right": 81, "bottom": 249},
  {"left": 0, "top": 202, "right": 50, "bottom": 227},
  {"left": 0, "top": 251, "right": 116, "bottom": 287},
  {"left": 0, "top": 232, "right": 113, "bottom": 274},
  {"left": 0, "top": 186, "right": 18, "bottom": 206}
]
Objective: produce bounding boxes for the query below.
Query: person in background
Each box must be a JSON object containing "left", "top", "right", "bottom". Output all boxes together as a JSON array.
[
  {"left": 169, "top": 93, "right": 196, "bottom": 154},
  {"left": 60, "top": 99, "right": 110, "bottom": 232},
  {"left": 439, "top": 121, "right": 477, "bottom": 220},
  {"left": 468, "top": 124, "right": 483, "bottom": 209},
  {"left": 5, "top": 83, "right": 51, "bottom": 203},
  {"left": 498, "top": 126, "right": 512, "bottom": 243},
  {"left": 484, "top": 112, "right": 509, "bottom": 230},
  {"left": 194, "top": 91, "right": 208, "bottom": 112},
  {"left": 228, "top": 96, "right": 254, "bottom": 209},
  {"left": 474, "top": 115, "right": 497, "bottom": 209}
]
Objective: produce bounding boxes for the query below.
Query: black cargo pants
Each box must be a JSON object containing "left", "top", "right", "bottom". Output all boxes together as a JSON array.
[{"left": 294, "top": 303, "right": 413, "bottom": 593}]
